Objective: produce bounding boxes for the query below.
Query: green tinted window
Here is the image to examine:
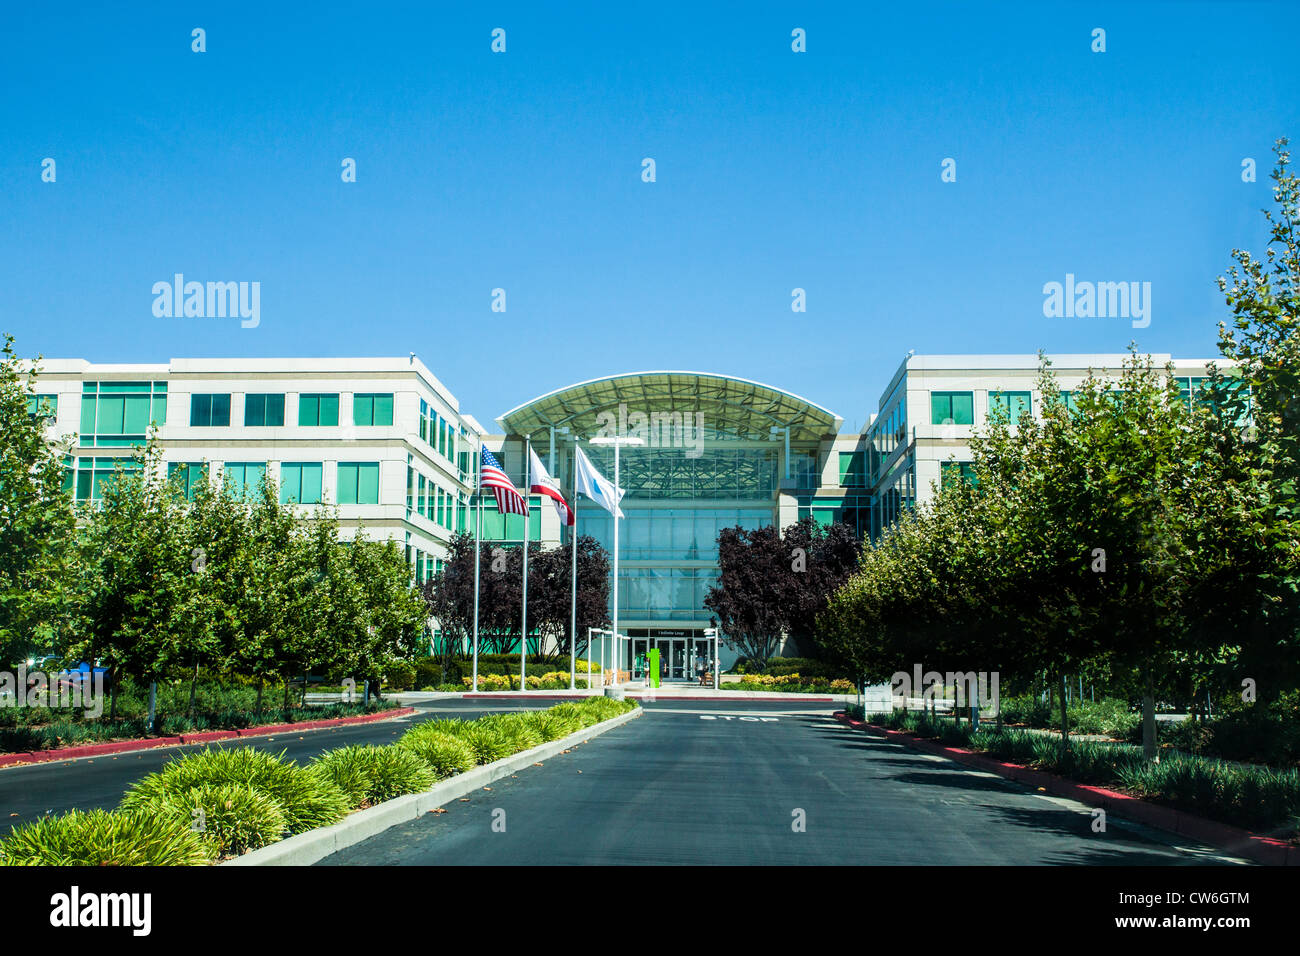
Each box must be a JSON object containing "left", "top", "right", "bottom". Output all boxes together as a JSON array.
[
  {"left": 27, "top": 394, "right": 58, "bottom": 419},
  {"left": 223, "top": 462, "right": 267, "bottom": 498},
  {"left": 989, "top": 390, "right": 1032, "bottom": 424},
  {"left": 168, "top": 462, "right": 207, "bottom": 501},
  {"left": 244, "top": 394, "right": 285, "bottom": 427},
  {"left": 353, "top": 393, "right": 394, "bottom": 426},
  {"left": 79, "top": 382, "right": 166, "bottom": 444},
  {"left": 190, "top": 394, "right": 231, "bottom": 427},
  {"left": 299, "top": 394, "right": 340, "bottom": 427},
  {"left": 280, "top": 462, "right": 323, "bottom": 504},
  {"left": 338, "top": 462, "right": 380, "bottom": 505},
  {"left": 941, "top": 460, "right": 978, "bottom": 488},
  {"left": 930, "top": 391, "right": 974, "bottom": 425},
  {"left": 838, "top": 451, "right": 866, "bottom": 487}
]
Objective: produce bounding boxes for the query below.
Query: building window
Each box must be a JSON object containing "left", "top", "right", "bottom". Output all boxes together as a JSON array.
[
  {"left": 298, "top": 393, "right": 339, "bottom": 427},
  {"left": 930, "top": 391, "right": 974, "bottom": 426},
  {"left": 81, "top": 381, "right": 168, "bottom": 445},
  {"left": 27, "top": 394, "right": 58, "bottom": 419},
  {"left": 168, "top": 462, "right": 208, "bottom": 501},
  {"left": 69, "top": 456, "right": 142, "bottom": 502},
  {"left": 940, "top": 460, "right": 978, "bottom": 488},
  {"left": 353, "top": 393, "right": 394, "bottom": 427},
  {"left": 224, "top": 462, "right": 267, "bottom": 498},
  {"left": 989, "top": 390, "right": 1032, "bottom": 424},
  {"left": 338, "top": 462, "right": 380, "bottom": 505},
  {"left": 189, "top": 393, "right": 231, "bottom": 428},
  {"left": 244, "top": 393, "right": 285, "bottom": 427},
  {"left": 838, "top": 451, "right": 866, "bottom": 488},
  {"left": 1057, "top": 390, "right": 1080, "bottom": 415},
  {"left": 280, "top": 462, "right": 324, "bottom": 504}
]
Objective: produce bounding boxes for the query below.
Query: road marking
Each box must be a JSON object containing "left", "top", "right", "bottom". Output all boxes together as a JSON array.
[
  {"left": 698, "top": 715, "right": 779, "bottom": 721},
  {"left": 648, "top": 707, "right": 829, "bottom": 717}
]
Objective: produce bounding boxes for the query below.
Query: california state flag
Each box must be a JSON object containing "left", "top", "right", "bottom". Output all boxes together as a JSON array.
[{"left": 528, "top": 446, "right": 574, "bottom": 526}]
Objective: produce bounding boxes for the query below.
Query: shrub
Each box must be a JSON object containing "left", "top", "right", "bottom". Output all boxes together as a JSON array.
[
  {"left": 480, "top": 713, "right": 544, "bottom": 753},
  {"left": 382, "top": 661, "right": 417, "bottom": 691},
  {"left": 532, "top": 711, "right": 581, "bottom": 742},
  {"left": 311, "top": 745, "right": 435, "bottom": 806},
  {"left": 998, "top": 694, "right": 1053, "bottom": 727},
  {"left": 550, "top": 702, "right": 599, "bottom": 728},
  {"left": 0, "top": 808, "right": 211, "bottom": 866},
  {"left": 144, "top": 782, "right": 288, "bottom": 858},
  {"left": 399, "top": 731, "right": 477, "bottom": 778},
  {"left": 459, "top": 725, "right": 512, "bottom": 764},
  {"left": 120, "top": 747, "right": 349, "bottom": 833}
]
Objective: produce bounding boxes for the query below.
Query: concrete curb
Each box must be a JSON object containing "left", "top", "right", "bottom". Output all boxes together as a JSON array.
[
  {"left": 464, "top": 691, "right": 836, "bottom": 703},
  {"left": 223, "top": 705, "right": 643, "bottom": 866},
  {"left": 835, "top": 712, "right": 1299, "bottom": 866},
  {"left": 0, "top": 707, "right": 415, "bottom": 770}
]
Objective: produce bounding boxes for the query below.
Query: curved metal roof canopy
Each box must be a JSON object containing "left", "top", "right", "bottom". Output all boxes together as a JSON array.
[{"left": 497, "top": 371, "right": 843, "bottom": 442}]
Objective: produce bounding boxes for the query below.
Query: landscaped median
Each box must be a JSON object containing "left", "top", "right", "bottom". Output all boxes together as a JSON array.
[
  {"left": 0, "top": 705, "right": 415, "bottom": 768},
  {"left": 0, "top": 696, "right": 639, "bottom": 865},
  {"left": 837, "top": 709, "right": 1300, "bottom": 866}
]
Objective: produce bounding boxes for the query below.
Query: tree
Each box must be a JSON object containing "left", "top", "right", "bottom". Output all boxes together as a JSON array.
[
  {"left": 423, "top": 531, "right": 610, "bottom": 661},
  {"left": 0, "top": 337, "right": 76, "bottom": 666},
  {"left": 67, "top": 438, "right": 190, "bottom": 718},
  {"left": 775, "top": 517, "right": 861, "bottom": 657},
  {"left": 1209, "top": 137, "right": 1300, "bottom": 698},
  {"left": 704, "top": 524, "right": 789, "bottom": 668}
]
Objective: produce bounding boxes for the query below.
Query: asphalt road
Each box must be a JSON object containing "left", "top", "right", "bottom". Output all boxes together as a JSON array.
[
  {"left": 0, "top": 698, "right": 557, "bottom": 827},
  {"left": 321, "top": 699, "right": 1249, "bottom": 866}
]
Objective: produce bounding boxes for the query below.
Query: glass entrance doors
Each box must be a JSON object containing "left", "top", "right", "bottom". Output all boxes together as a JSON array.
[{"left": 629, "top": 632, "right": 711, "bottom": 683}]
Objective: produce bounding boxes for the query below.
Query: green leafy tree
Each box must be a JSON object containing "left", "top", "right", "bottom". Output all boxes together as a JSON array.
[
  {"left": 0, "top": 337, "right": 76, "bottom": 666},
  {"left": 1210, "top": 137, "right": 1300, "bottom": 697},
  {"left": 67, "top": 437, "right": 189, "bottom": 717}
]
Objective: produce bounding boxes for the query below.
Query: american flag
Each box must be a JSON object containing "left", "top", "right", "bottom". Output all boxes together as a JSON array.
[{"left": 479, "top": 446, "right": 528, "bottom": 517}]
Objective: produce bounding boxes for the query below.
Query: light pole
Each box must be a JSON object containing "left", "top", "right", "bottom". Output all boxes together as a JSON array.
[{"left": 588, "top": 435, "right": 643, "bottom": 689}]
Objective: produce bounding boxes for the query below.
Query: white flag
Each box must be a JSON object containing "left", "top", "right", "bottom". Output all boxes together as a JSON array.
[
  {"left": 574, "top": 446, "right": 626, "bottom": 519},
  {"left": 529, "top": 446, "right": 573, "bottom": 525}
]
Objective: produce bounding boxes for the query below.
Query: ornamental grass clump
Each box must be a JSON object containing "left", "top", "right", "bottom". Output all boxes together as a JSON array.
[
  {"left": 458, "top": 724, "right": 512, "bottom": 764},
  {"left": 532, "top": 710, "right": 581, "bottom": 742},
  {"left": 398, "top": 729, "right": 477, "bottom": 778},
  {"left": 0, "top": 808, "right": 211, "bottom": 866},
  {"left": 120, "top": 746, "right": 349, "bottom": 833},
  {"left": 310, "top": 745, "right": 436, "bottom": 807},
  {"left": 139, "top": 782, "right": 288, "bottom": 858},
  {"left": 480, "top": 713, "right": 544, "bottom": 753}
]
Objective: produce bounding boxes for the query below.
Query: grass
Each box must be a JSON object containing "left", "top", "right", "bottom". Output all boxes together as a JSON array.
[
  {"left": 865, "top": 707, "right": 1300, "bottom": 839},
  {"left": 143, "top": 782, "right": 289, "bottom": 857},
  {"left": 0, "top": 808, "right": 211, "bottom": 866},
  {"left": 310, "top": 745, "right": 436, "bottom": 807},
  {"left": 119, "top": 747, "right": 350, "bottom": 834},
  {"left": 397, "top": 728, "right": 478, "bottom": 778}
]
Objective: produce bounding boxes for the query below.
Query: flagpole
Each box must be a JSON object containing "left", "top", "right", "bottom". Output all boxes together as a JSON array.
[
  {"left": 612, "top": 440, "right": 620, "bottom": 689},
  {"left": 472, "top": 451, "right": 482, "bottom": 694},
  {"left": 520, "top": 436, "right": 530, "bottom": 693},
  {"left": 569, "top": 441, "right": 578, "bottom": 692}
]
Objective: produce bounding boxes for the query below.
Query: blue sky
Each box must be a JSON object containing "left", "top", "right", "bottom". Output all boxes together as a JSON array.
[{"left": 3, "top": 1, "right": 1297, "bottom": 429}]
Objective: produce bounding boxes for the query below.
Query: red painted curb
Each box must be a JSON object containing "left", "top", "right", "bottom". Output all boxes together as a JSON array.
[
  {"left": 178, "top": 730, "right": 241, "bottom": 744},
  {"left": 0, "top": 707, "right": 415, "bottom": 769},
  {"left": 834, "top": 712, "right": 1300, "bottom": 867},
  {"left": 463, "top": 692, "right": 834, "bottom": 702}
]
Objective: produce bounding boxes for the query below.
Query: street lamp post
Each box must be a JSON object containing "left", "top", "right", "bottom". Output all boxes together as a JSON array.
[{"left": 588, "top": 435, "right": 644, "bottom": 690}]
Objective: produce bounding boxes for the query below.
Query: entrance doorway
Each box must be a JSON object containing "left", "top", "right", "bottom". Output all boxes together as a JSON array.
[{"left": 626, "top": 630, "right": 714, "bottom": 683}]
